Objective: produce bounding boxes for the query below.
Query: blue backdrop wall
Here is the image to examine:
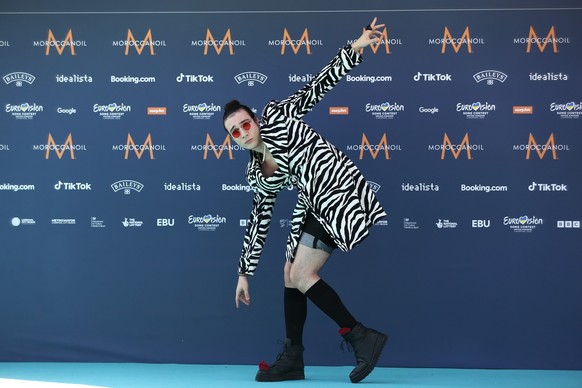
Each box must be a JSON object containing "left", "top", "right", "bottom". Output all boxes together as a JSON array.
[{"left": 1, "top": 0, "right": 581, "bottom": 370}]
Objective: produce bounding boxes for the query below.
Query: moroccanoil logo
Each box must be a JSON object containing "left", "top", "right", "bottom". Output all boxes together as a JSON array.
[
  {"left": 33, "top": 29, "right": 87, "bottom": 55},
  {"left": 428, "top": 133, "right": 484, "bottom": 159},
  {"left": 429, "top": 27, "right": 484, "bottom": 53},
  {"left": 33, "top": 133, "right": 87, "bottom": 159},
  {"left": 269, "top": 28, "right": 323, "bottom": 55},
  {"left": 346, "top": 133, "right": 402, "bottom": 160},
  {"left": 512, "top": 133, "right": 570, "bottom": 160},
  {"left": 189, "top": 134, "right": 244, "bottom": 160},
  {"left": 112, "top": 29, "right": 166, "bottom": 55},
  {"left": 112, "top": 133, "right": 166, "bottom": 159},
  {"left": 514, "top": 26, "right": 571, "bottom": 53},
  {"left": 353, "top": 27, "right": 401, "bottom": 54},
  {"left": 190, "top": 28, "right": 245, "bottom": 55}
]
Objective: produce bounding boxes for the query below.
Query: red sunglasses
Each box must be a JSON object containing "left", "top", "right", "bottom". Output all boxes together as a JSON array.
[{"left": 231, "top": 121, "right": 252, "bottom": 139}]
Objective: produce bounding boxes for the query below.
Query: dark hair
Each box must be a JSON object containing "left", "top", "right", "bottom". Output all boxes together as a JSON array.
[{"left": 222, "top": 100, "right": 256, "bottom": 131}]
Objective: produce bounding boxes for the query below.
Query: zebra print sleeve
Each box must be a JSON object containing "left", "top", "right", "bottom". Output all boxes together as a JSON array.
[
  {"left": 238, "top": 190, "right": 277, "bottom": 276},
  {"left": 277, "top": 44, "right": 363, "bottom": 120}
]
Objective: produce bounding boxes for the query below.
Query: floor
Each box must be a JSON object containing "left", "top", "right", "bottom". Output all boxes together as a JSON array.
[{"left": 0, "top": 363, "right": 581, "bottom": 388}]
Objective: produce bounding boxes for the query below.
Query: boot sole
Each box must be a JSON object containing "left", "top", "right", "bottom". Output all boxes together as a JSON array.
[
  {"left": 349, "top": 332, "right": 388, "bottom": 383},
  {"left": 255, "top": 370, "right": 305, "bottom": 382}
]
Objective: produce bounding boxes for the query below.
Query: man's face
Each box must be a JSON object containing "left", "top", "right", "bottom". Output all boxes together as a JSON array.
[{"left": 224, "top": 109, "right": 262, "bottom": 151}]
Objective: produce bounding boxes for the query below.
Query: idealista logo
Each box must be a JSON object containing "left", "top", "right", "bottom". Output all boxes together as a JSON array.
[
  {"left": 191, "top": 133, "right": 244, "bottom": 160},
  {"left": 503, "top": 215, "right": 543, "bottom": 233},
  {"left": 366, "top": 102, "right": 404, "bottom": 119},
  {"left": 473, "top": 70, "right": 508, "bottom": 85},
  {"left": 401, "top": 182, "right": 439, "bottom": 192},
  {"left": 269, "top": 28, "right": 323, "bottom": 55},
  {"left": 113, "top": 28, "right": 165, "bottom": 55},
  {"left": 34, "top": 29, "right": 87, "bottom": 55},
  {"left": 529, "top": 72, "right": 568, "bottom": 81},
  {"left": 514, "top": 26, "right": 571, "bottom": 53},
  {"left": 349, "top": 26, "right": 402, "bottom": 54},
  {"left": 93, "top": 103, "right": 131, "bottom": 120},
  {"left": 164, "top": 182, "right": 201, "bottom": 191},
  {"left": 429, "top": 26, "right": 484, "bottom": 53},
  {"left": 234, "top": 71, "right": 268, "bottom": 86},
  {"left": 111, "top": 180, "right": 144, "bottom": 195},
  {"left": 191, "top": 28, "right": 245, "bottom": 55},
  {"left": 456, "top": 101, "right": 496, "bottom": 119},
  {"left": 346, "top": 133, "right": 402, "bottom": 160},
  {"left": 33, "top": 133, "right": 86, "bottom": 159},
  {"left": 3, "top": 72, "right": 35, "bottom": 87},
  {"left": 188, "top": 213, "right": 227, "bottom": 232},
  {"left": 429, "top": 133, "right": 484, "bottom": 160},
  {"left": 113, "top": 133, "right": 166, "bottom": 160},
  {"left": 5, "top": 103, "right": 43, "bottom": 120},
  {"left": 183, "top": 102, "right": 221, "bottom": 120},
  {"left": 550, "top": 101, "right": 582, "bottom": 119},
  {"left": 56, "top": 74, "right": 93, "bottom": 83},
  {"left": 513, "top": 133, "right": 569, "bottom": 160}
]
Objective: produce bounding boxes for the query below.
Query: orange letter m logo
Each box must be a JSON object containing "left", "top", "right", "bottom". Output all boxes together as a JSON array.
[
  {"left": 441, "top": 133, "right": 472, "bottom": 160},
  {"left": 46, "top": 29, "right": 76, "bottom": 56},
  {"left": 46, "top": 133, "right": 75, "bottom": 159},
  {"left": 360, "top": 133, "right": 390, "bottom": 160},
  {"left": 442, "top": 26, "right": 473, "bottom": 53},
  {"left": 526, "top": 133, "right": 558, "bottom": 160},
  {"left": 527, "top": 26, "right": 558, "bottom": 53},
  {"left": 125, "top": 29, "right": 155, "bottom": 55},
  {"left": 204, "top": 28, "right": 234, "bottom": 55},
  {"left": 125, "top": 133, "right": 155, "bottom": 159},
  {"left": 281, "top": 28, "right": 311, "bottom": 55}
]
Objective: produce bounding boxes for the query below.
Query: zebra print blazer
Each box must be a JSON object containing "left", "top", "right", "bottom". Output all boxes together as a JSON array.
[{"left": 238, "top": 44, "right": 386, "bottom": 276}]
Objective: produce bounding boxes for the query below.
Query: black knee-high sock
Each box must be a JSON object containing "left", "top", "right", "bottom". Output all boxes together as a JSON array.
[
  {"left": 285, "top": 287, "right": 307, "bottom": 346},
  {"left": 305, "top": 279, "right": 358, "bottom": 330}
]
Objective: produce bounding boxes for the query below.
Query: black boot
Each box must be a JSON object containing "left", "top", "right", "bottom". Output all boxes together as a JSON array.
[
  {"left": 340, "top": 323, "right": 388, "bottom": 383},
  {"left": 255, "top": 339, "right": 305, "bottom": 382}
]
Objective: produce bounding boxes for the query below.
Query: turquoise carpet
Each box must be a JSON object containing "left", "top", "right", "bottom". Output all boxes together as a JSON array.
[{"left": 0, "top": 363, "right": 580, "bottom": 388}]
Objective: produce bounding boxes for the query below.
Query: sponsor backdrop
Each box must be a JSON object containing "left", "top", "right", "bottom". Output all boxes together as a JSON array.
[{"left": 1, "top": 0, "right": 581, "bottom": 369}]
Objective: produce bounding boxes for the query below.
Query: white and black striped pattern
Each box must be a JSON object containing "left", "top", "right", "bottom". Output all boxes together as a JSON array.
[{"left": 238, "top": 45, "right": 386, "bottom": 276}]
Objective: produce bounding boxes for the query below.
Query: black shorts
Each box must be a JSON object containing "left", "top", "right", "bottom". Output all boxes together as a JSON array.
[{"left": 299, "top": 212, "right": 337, "bottom": 253}]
